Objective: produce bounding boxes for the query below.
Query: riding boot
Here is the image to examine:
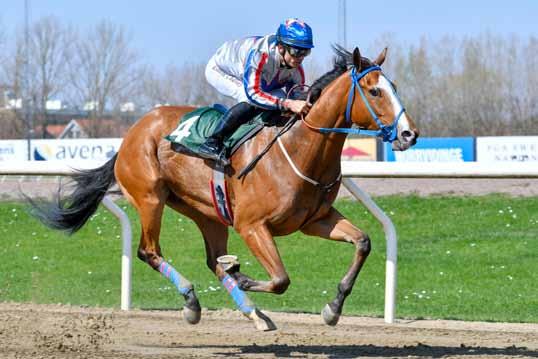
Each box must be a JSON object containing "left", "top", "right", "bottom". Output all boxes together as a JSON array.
[{"left": 198, "top": 102, "right": 259, "bottom": 166}]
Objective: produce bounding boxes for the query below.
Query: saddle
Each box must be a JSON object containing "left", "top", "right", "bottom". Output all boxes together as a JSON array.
[
  {"left": 166, "top": 105, "right": 279, "bottom": 159},
  {"left": 166, "top": 105, "right": 294, "bottom": 226}
]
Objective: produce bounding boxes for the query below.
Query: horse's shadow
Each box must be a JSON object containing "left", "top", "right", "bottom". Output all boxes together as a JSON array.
[{"left": 160, "top": 343, "right": 537, "bottom": 358}]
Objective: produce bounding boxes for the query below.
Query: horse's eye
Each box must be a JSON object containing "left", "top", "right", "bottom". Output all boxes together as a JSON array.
[{"left": 369, "top": 88, "right": 381, "bottom": 97}]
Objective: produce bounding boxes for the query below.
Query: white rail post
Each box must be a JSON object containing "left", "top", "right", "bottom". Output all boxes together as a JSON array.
[
  {"left": 341, "top": 178, "right": 397, "bottom": 324},
  {"left": 101, "top": 196, "right": 132, "bottom": 311}
]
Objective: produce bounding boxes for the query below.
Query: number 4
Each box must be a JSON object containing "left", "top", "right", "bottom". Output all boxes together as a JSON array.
[{"left": 170, "top": 116, "right": 198, "bottom": 141}]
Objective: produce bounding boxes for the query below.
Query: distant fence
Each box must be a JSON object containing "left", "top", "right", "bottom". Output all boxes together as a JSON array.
[{"left": 1, "top": 160, "right": 538, "bottom": 324}]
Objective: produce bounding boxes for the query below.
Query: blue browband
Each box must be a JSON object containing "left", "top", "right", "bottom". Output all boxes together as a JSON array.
[{"left": 317, "top": 65, "right": 405, "bottom": 143}]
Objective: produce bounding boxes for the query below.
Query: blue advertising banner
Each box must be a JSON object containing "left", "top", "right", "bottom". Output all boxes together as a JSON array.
[{"left": 384, "top": 137, "right": 475, "bottom": 162}]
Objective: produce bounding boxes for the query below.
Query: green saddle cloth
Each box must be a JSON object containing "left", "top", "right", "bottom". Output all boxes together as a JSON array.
[{"left": 165, "top": 106, "right": 272, "bottom": 155}]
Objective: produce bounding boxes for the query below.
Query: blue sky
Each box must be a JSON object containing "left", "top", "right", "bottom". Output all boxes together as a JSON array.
[{"left": 2, "top": 0, "right": 537, "bottom": 68}]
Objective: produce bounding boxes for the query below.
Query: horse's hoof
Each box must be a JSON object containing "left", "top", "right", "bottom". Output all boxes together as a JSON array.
[
  {"left": 248, "top": 308, "right": 277, "bottom": 331},
  {"left": 322, "top": 303, "right": 340, "bottom": 326},
  {"left": 183, "top": 306, "right": 201, "bottom": 325}
]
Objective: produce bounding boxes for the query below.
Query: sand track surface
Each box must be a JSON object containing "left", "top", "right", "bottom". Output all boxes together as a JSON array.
[{"left": 0, "top": 303, "right": 536, "bottom": 358}]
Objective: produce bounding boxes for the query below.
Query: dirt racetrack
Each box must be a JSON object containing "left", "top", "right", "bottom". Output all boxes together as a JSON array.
[{"left": 1, "top": 303, "right": 537, "bottom": 359}]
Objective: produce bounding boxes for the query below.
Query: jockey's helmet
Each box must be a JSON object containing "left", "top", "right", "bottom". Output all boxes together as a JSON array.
[{"left": 276, "top": 18, "right": 314, "bottom": 49}]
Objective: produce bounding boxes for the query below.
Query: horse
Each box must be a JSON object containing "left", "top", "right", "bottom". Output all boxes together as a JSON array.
[{"left": 29, "top": 45, "right": 419, "bottom": 331}]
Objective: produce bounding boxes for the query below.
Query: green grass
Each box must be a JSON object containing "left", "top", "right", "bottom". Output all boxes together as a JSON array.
[{"left": 1, "top": 195, "right": 537, "bottom": 322}]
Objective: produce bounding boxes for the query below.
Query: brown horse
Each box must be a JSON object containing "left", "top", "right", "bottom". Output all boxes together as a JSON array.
[{"left": 30, "top": 46, "right": 419, "bottom": 330}]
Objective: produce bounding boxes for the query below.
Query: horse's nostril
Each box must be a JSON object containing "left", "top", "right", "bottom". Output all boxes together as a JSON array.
[{"left": 401, "top": 130, "right": 414, "bottom": 141}]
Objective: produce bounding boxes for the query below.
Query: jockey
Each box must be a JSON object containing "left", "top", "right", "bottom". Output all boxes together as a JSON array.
[{"left": 199, "top": 18, "right": 314, "bottom": 165}]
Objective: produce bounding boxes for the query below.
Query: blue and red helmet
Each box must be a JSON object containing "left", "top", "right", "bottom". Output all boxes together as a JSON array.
[{"left": 276, "top": 18, "right": 314, "bottom": 49}]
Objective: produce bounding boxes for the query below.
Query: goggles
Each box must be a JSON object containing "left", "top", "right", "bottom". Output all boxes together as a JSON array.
[{"left": 284, "top": 45, "right": 311, "bottom": 58}]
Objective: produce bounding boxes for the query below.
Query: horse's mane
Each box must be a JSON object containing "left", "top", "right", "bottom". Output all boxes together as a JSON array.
[{"left": 299, "top": 45, "right": 375, "bottom": 103}]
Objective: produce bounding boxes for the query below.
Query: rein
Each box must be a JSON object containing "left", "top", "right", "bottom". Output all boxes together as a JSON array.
[
  {"left": 302, "top": 65, "right": 405, "bottom": 143},
  {"left": 237, "top": 114, "right": 298, "bottom": 180}
]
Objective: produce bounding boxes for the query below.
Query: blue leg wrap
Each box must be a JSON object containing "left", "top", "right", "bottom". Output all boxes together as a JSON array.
[
  {"left": 222, "top": 274, "right": 255, "bottom": 315},
  {"left": 158, "top": 261, "right": 192, "bottom": 296}
]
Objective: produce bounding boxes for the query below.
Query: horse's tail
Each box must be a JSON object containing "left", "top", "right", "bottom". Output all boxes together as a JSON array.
[{"left": 27, "top": 154, "right": 118, "bottom": 234}]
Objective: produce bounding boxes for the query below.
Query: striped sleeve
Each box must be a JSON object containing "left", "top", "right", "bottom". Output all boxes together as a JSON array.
[{"left": 243, "top": 50, "right": 281, "bottom": 110}]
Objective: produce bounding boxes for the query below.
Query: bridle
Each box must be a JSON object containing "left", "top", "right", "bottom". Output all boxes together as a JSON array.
[
  {"left": 247, "top": 66, "right": 405, "bottom": 187},
  {"left": 302, "top": 65, "right": 406, "bottom": 143}
]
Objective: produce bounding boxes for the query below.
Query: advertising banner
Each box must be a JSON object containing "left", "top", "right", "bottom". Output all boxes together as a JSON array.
[
  {"left": 384, "top": 137, "right": 475, "bottom": 162},
  {"left": 342, "top": 138, "right": 378, "bottom": 161},
  {"left": 476, "top": 136, "right": 538, "bottom": 162},
  {"left": 0, "top": 140, "right": 27, "bottom": 162},
  {"left": 30, "top": 138, "right": 123, "bottom": 162}
]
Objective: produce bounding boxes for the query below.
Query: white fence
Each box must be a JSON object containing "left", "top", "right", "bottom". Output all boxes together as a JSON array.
[{"left": 2, "top": 160, "right": 538, "bottom": 324}]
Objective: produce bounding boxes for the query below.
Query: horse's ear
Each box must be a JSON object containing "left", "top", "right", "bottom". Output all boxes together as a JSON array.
[
  {"left": 352, "top": 47, "right": 362, "bottom": 71},
  {"left": 374, "top": 47, "right": 388, "bottom": 66}
]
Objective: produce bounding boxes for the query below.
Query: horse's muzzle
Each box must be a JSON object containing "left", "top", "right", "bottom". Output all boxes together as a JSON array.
[{"left": 392, "top": 129, "right": 419, "bottom": 151}]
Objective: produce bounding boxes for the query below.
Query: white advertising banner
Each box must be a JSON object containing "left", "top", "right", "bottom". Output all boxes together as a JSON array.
[
  {"left": 0, "top": 140, "right": 28, "bottom": 161},
  {"left": 476, "top": 136, "right": 538, "bottom": 162},
  {"left": 30, "top": 138, "right": 123, "bottom": 163}
]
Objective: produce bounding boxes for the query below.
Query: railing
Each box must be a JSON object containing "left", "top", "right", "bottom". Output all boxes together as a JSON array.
[{"left": 2, "top": 160, "right": 538, "bottom": 323}]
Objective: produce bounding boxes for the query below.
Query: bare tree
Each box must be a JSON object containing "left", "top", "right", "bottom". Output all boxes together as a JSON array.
[
  {"left": 0, "top": 20, "right": 8, "bottom": 109},
  {"left": 140, "top": 63, "right": 190, "bottom": 109},
  {"left": 68, "top": 20, "right": 140, "bottom": 136},
  {"left": 362, "top": 32, "right": 538, "bottom": 136},
  {"left": 0, "top": 26, "right": 26, "bottom": 139},
  {"left": 0, "top": 20, "right": 23, "bottom": 139},
  {"left": 522, "top": 36, "right": 538, "bottom": 133},
  {"left": 25, "top": 16, "right": 73, "bottom": 137}
]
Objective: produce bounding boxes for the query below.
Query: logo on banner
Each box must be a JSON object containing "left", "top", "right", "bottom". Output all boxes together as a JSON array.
[
  {"left": 0, "top": 145, "right": 15, "bottom": 156},
  {"left": 476, "top": 137, "right": 538, "bottom": 162},
  {"left": 342, "top": 138, "right": 378, "bottom": 161},
  {"left": 33, "top": 144, "right": 55, "bottom": 161},
  {"left": 31, "top": 140, "right": 121, "bottom": 162},
  {"left": 385, "top": 137, "right": 475, "bottom": 162},
  {"left": 0, "top": 140, "right": 27, "bottom": 161}
]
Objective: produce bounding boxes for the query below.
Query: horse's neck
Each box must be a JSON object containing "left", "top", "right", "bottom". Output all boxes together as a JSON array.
[{"left": 282, "top": 79, "right": 348, "bottom": 182}]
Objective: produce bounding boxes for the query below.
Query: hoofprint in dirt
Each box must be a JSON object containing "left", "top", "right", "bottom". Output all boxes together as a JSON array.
[{"left": 0, "top": 303, "right": 536, "bottom": 359}]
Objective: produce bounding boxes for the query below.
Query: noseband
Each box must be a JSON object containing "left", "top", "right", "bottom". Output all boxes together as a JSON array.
[{"left": 312, "top": 65, "right": 406, "bottom": 143}]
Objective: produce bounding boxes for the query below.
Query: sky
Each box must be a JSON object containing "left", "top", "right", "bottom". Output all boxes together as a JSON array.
[{"left": 1, "top": 0, "right": 537, "bottom": 69}]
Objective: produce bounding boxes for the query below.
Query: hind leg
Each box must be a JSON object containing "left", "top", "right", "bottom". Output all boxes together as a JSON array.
[
  {"left": 135, "top": 193, "right": 201, "bottom": 324},
  {"left": 116, "top": 170, "right": 201, "bottom": 324},
  {"left": 167, "top": 197, "right": 275, "bottom": 331}
]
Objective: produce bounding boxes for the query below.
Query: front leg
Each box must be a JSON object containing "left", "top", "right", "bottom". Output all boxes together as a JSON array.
[
  {"left": 301, "top": 207, "right": 371, "bottom": 326},
  {"left": 228, "top": 271, "right": 258, "bottom": 291},
  {"left": 234, "top": 223, "right": 291, "bottom": 294},
  {"left": 214, "top": 258, "right": 277, "bottom": 331}
]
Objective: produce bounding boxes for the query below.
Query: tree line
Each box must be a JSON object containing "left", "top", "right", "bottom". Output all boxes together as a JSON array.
[{"left": 0, "top": 16, "right": 536, "bottom": 139}]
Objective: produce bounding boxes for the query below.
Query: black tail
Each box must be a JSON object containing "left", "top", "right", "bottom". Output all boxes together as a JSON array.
[{"left": 26, "top": 154, "right": 118, "bottom": 234}]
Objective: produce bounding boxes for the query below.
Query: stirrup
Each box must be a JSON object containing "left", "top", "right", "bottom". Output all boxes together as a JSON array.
[
  {"left": 198, "top": 147, "right": 230, "bottom": 167},
  {"left": 198, "top": 140, "right": 221, "bottom": 158},
  {"left": 215, "top": 152, "right": 231, "bottom": 168}
]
